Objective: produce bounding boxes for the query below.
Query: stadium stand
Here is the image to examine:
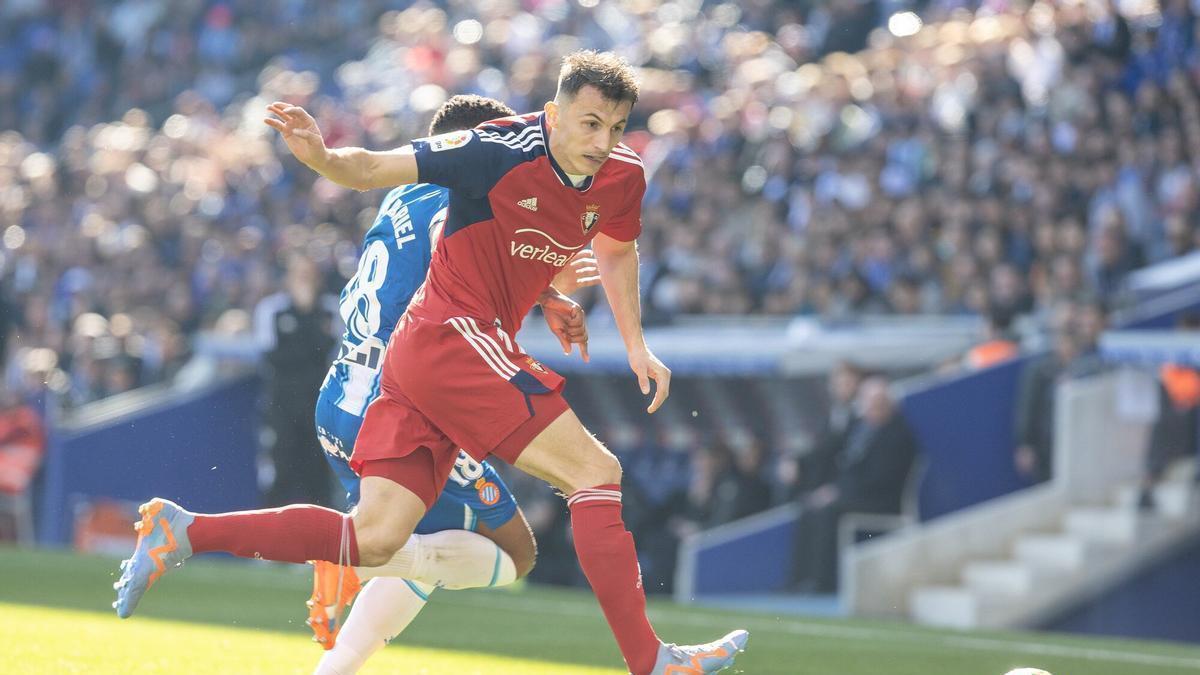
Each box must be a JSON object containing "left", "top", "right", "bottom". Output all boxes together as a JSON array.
[{"left": 4, "top": 1, "right": 1200, "bottom": 645}]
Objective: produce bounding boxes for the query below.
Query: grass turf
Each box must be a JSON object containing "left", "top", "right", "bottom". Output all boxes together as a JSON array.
[{"left": 3, "top": 546, "right": 1200, "bottom": 674}]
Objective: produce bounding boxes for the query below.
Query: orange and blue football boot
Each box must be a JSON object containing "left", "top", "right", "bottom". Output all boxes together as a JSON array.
[
  {"left": 113, "top": 498, "right": 194, "bottom": 618},
  {"left": 306, "top": 559, "right": 362, "bottom": 649},
  {"left": 648, "top": 629, "right": 749, "bottom": 674}
]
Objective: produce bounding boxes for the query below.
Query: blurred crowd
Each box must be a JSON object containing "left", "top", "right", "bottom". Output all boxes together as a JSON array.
[
  {"left": 4, "top": 0, "right": 1199, "bottom": 590},
  {"left": 3, "top": 0, "right": 1200, "bottom": 407}
]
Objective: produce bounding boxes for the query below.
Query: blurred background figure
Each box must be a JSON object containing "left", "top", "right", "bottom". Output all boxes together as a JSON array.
[
  {"left": 0, "top": 389, "right": 45, "bottom": 543},
  {"left": 782, "top": 361, "right": 867, "bottom": 502},
  {"left": 964, "top": 307, "right": 1019, "bottom": 371},
  {"left": 253, "top": 254, "right": 338, "bottom": 507},
  {"left": 1013, "top": 300, "right": 1111, "bottom": 483},
  {"left": 792, "top": 376, "right": 917, "bottom": 593},
  {"left": 1139, "top": 313, "right": 1200, "bottom": 509}
]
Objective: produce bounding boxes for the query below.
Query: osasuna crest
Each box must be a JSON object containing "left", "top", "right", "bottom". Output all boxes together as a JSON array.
[
  {"left": 525, "top": 356, "right": 548, "bottom": 374},
  {"left": 581, "top": 204, "right": 601, "bottom": 234}
]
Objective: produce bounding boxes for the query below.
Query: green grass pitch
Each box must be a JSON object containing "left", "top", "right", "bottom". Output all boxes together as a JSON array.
[{"left": 2, "top": 546, "right": 1200, "bottom": 674}]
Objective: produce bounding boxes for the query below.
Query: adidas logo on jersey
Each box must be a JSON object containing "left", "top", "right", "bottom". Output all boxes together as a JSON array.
[{"left": 517, "top": 197, "right": 538, "bottom": 211}]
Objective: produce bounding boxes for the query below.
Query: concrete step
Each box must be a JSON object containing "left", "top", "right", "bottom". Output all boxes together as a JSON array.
[
  {"left": 1014, "top": 534, "right": 1095, "bottom": 572},
  {"left": 962, "top": 560, "right": 1054, "bottom": 596},
  {"left": 1062, "top": 506, "right": 1141, "bottom": 545},
  {"left": 1114, "top": 482, "right": 1194, "bottom": 519},
  {"left": 909, "top": 585, "right": 1012, "bottom": 629}
]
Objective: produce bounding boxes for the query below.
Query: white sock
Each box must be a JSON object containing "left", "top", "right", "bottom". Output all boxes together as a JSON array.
[
  {"left": 312, "top": 578, "right": 434, "bottom": 675},
  {"left": 355, "top": 530, "right": 517, "bottom": 590}
]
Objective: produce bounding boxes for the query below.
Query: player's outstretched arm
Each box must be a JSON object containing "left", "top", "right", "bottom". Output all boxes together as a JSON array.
[
  {"left": 593, "top": 233, "right": 670, "bottom": 413},
  {"left": 264, "top": 102, "right": 419, "bottom": 191}
]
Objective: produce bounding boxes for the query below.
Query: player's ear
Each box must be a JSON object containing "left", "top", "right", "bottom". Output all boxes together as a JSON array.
[{"left": 544, "top": 100, "right": 559, "bottom": 129}]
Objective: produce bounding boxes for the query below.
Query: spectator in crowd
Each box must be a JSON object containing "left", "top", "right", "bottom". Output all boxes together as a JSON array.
[
  {"left": 253, "top": 254, "right": 338, "bottom": 507},
  {"left": 791, "top": 376, "right": 918, "bottom": 592},
  {"left": 3, "top": 0, "right": 1199, "bottom": 413},
  {"left": 1138, "top": 313, "right": 1200, "bottom": 509}
]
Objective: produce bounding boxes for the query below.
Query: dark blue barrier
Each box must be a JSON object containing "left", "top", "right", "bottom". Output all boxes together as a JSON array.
[
  {"left": 1045, "top": 536, "right": 1200, "bottom": 643},
  {"left": 900, "top": 359, "right": 1032, "bottom": 520},
  {"left": 690, "top": 516, "right": 798, "bottom": 595},
  {"left": 38, "top": 375, "right": 263, "bottom": 546}
]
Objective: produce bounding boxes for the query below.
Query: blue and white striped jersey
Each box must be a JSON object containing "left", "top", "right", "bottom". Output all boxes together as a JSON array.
[{"left": 320, "top": 183, "right": 448, "bottom": 416}]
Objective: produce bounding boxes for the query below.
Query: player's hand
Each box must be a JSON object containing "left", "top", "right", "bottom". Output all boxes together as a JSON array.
[
  {"left": 539, "top": 291, "right": 589, "bottom": 362},
  {"left": 629, "top": 346, "right": 670, "bottom": 414},
  {"left": 264, "top": 102, "right": 328, "bottom": 168},
  {"left": 550, "top": 251, "right": 601, "bottom": 295}
]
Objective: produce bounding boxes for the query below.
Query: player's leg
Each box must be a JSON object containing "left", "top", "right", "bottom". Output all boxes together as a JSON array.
[
  {"left": 320, "top": 510, "right": 537, "bottom": 675},
  {"left": 359, "top": 451, "right": 534, "bottom": 586},
  {"left": 475, "top": 508, "right": 537, "bottom": 578},
  {"left": 314, "top": 577, "right": 434, "bottom": 675},
  {"left": 352, "top": 503, "right": 518, "bottom": 589},
  {"left": 113, "top": 395, "right": 437, "bottom": 618},
  {"left": 315, "top": 465, "right": 533, "bottom": 673},
  {"left": 508, "top": 408, "right": 748, "bottom": 675}
]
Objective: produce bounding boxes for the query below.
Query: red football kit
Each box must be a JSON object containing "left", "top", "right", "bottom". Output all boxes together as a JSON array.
[
  {"left": 351, "top": 112, "right": 646, "bottom": 506},
  {"left": 183, "top": 111, "right": 673, "bottom": 674}
]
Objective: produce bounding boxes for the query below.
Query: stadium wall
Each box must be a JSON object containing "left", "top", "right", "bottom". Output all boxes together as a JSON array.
[
  {"left": 37, "top": 374, "right": 262, "bottom": 546},
  {"left": 1044, "top": 536, "right": 1200, "bottom": 642},
  {"left": 898, "top": 359, "right": 1032, "bottom": 520}
]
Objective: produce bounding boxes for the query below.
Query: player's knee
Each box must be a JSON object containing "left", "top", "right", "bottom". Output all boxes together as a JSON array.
[
  {"left": 353, "top": 515, "right": 414, "bottom": 566},
  {"left": 590, "top": 450, "right": 623, "bottom": 487},
  {"left": 561, "top": 449, "right": 622, "bottom": 493},
  {"left": 356, "top": 528, "right": 410, "bottom": 566}
]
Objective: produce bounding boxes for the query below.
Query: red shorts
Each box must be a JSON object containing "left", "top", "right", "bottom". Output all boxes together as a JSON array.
[{"left": 351, "top": 313, "right": 569, "bottom": 508}]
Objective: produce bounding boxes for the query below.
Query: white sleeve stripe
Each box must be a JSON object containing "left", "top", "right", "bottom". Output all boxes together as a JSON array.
[
  {"left": 501, "top": 125, "right": 542, "bottom": 146},
  {"left": 477, "top": 126, "right": 543, "bottom": 150},
  {"left": 478, "top": 134, "right": 545, "bottom": 152},
  {"left": 482, "top": 133, "right": 549, "bottom": 151},
  {"left": 479, "top": 123, "right": 540, "bottom": 144},
  {"left": 606, "top": 153, "right": 644, "bottom": 168}
]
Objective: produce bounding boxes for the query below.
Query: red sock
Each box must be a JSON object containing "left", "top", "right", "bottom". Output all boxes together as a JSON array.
[
  {"left": 568, "top": 484, "right": 659, "bottom": 675},
  {"left": 187, "top": 504, "right": 359, "bottom": 565}
]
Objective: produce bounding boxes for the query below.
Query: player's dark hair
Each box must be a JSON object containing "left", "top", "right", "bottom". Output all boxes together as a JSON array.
[
  {"left": 428, "top": 95, "right": 515, "bottom": 135},
  {"left": 555, "top": 50, "right": 639, "bottom": 105}
]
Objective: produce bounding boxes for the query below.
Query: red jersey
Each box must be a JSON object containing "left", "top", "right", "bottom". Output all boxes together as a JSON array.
[{"left": 408, "top": 112, "right": 645, "bottom": 334}]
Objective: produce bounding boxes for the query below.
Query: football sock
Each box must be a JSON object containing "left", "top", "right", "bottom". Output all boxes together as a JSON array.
[
  {"left": 568, "top": 484, "right": 660, "bottom": 675},
  {"left": 314, "top": 578, "right": 433, "bottom": 675},
  {"left": 355, "top": 530, "right": 517, "bottom": 589},
  {"left": 188, "top": 505, "right": 359, "bottom": 565}
]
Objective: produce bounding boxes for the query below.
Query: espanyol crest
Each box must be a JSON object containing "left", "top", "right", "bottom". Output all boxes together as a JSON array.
[{"left": 581, "top": 204, "right": 601, "bottom": 234}]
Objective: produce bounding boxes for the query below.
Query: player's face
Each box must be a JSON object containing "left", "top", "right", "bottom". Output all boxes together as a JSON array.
[{"left": 545, "top": 85, "right": 632, "bottom": 176}]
